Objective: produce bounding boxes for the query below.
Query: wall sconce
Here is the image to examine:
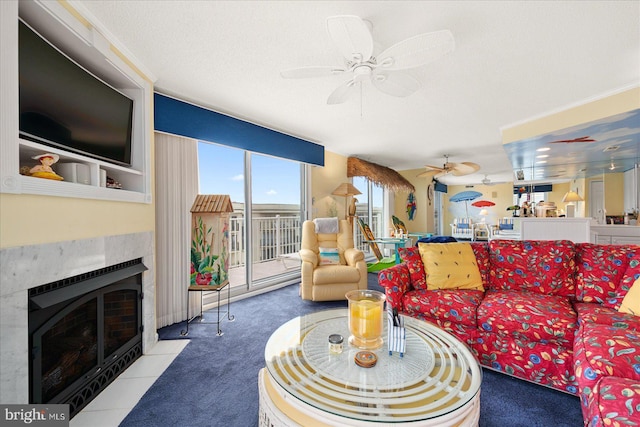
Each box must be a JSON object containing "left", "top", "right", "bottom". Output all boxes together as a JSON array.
[{"left": 562, "top": 190, "right": 584, "bottom": 218}]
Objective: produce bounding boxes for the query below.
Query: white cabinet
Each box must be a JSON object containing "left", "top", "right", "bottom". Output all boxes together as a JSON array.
[{"left": 591, "top": 225, "right": 640, "bottom": 245}]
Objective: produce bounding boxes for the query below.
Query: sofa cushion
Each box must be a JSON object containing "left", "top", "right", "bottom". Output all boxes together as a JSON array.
[
  {"left": 488, "top": 240, "right": 576, "bottom": 297},
  {"left": 313, "top": 265, "right": 360, "bottom": 285},
  {"left": 574, "top": 322, "right": 640, "bottom": 418},
  {"left": 418, "top": 242, "right": 484, "bottom": 291},
  {"left": 398, "top": 246, "right": 427, "bottom": 290},
  {"left": 609, "top": 248, "right": 640, "bottom": 310},
  {"left": 584, "top": 377, "right": 640, "bottom": 427},
  {"left": 574, "top": 302, "right": 640, "bottom": 330},
  {"left": 403, "top": 288, "right": 484, "bottom": 327},
  {"left": 575, "top": 243, "right": 630, "bottom": 306},
  {"left": 477, "top": 290, "right": 577, "bottom": 346},
  {"left": 474, "top": 332, "right": 577, "bottom": 393},
  {"left": 619, "top": 278, "right": 640, "bottom": 316},
  {"left": 471, "top": 242, "right": 491, "bottom": 289}
]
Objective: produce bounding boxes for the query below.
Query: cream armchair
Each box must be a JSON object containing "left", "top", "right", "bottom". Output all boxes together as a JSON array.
[{"left": 299, "top": 219, "right": 367, "bottom": 301}]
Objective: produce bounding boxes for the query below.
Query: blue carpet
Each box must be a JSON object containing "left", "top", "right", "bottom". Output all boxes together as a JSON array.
[{"left": 120, "top": 274, "right": 583, "bottom": 427}]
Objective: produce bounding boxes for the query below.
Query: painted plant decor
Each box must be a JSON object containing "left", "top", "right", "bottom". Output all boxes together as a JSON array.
[
  {"left": 191, "top": 216, "right": 229, "bottom": 287},
  {"left": 189, "top": 194, "right": 234, "bottom": 288}
]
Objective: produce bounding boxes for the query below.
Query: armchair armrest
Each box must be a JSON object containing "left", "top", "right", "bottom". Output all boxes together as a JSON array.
[
  {"left": 344, "top": 247, "right": 364, "bottom": 266},
  {"left": 299, "top": 248, "right": 318, "bottom": 267},
  {"left": 378, "top": 263, "right": 411, "bottom": 312}
]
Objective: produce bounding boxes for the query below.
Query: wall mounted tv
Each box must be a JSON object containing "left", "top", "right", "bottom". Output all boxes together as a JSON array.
[{"left": 19, "top": 21, "right": 134, "bottom": 167}]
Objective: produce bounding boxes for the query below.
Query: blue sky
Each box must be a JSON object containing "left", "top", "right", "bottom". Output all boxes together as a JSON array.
[{"left": 198, "top": 141, "right": 301, "bottom": 204}]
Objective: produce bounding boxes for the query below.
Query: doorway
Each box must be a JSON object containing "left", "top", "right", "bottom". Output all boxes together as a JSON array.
[{"left": 589, "top": 180, "right": 605, "bottom": 223}]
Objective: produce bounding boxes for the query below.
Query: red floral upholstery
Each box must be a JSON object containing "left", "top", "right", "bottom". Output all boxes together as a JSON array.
[
  {"left": 377, "top": 239, "right": 640, "bottom": 426},
  {"left": 573, "top": 302, "right": 640, "bottom": 329},
  {"left": 576, "top": 243, "right": 630, "bottom": 306},
  {"left": 574, "top": 322, "right": 640, "bottom": 421},
  {"left": 403, "top": 289, "right": 484, "bottom": 327},
  {"left": 474, "top": 332, "right": 577, "bottom": 392},
  {"left": 471, "top": 242, "right": 490, "bottom": 288},
  {"left": 607, "top": 247, "right": 640, "bottom": 310},
  {"left": 488, "top": 240, "right": 576, "bottom": 298},
  {"left": 477, "top": 290, "right": 578, "bottom": 346},
  {"left": 398, "top": 246, "right": 426, "bottom": 290},
  {"left": 584, "top": 377, "right": 640, "bottom": 427},
  {"left": 378, "top": 263, "right": 410, "bottom": 311}
]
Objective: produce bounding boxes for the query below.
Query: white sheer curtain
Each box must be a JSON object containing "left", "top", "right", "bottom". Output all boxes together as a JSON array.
[{"left": 155, "top": 132, "right": 199, "bottom": 328}]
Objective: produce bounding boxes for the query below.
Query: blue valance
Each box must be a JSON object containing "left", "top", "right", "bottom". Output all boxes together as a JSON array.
[{"left": 154, "top": 93, "right": 324, "bottom": 166}]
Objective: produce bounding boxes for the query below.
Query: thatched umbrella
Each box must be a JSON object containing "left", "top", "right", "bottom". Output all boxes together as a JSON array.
[{"left": 347, "top": 157, "right": 415, "bottom": 193}]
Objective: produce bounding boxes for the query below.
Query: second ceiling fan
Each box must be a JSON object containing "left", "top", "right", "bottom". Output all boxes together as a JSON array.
[
  {"left": 418, "top": 155, "right": 480, "bottom": 179},
  {"left": 281, "top": 15, "right": 455, "bottom": 104}
]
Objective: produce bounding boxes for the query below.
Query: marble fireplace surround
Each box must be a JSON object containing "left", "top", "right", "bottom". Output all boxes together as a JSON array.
[{"left": 0, "top": 231, "right": 156, "bottom": 403}]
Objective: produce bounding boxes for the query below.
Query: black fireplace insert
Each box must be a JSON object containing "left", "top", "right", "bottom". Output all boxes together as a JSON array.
[{"left": 29, "top": 259, "right": 146, "bottom": 418}]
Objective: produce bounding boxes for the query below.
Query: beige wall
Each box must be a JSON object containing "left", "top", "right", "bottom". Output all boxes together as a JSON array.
[
  {"left": 311, "top": 150, "right": 349, "bottom": 219},
  {"left": 394, "top": 169, "right": 431, "bottom": 233}
]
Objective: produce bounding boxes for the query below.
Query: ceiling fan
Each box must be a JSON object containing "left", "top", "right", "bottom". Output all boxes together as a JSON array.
[
  {"left": 481, "top": 174, "right": 495, "bottom": 185},
  {"left": 418, "top": 155, "right": 480, "bottom": 178},
  {"left": 280, "top": 15, "right": 455, "bottom": 104}
]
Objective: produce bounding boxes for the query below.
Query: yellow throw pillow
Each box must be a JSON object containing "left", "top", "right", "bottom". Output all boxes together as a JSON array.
[
  {"left": 418, "top": 242, "right": 484, "bottom": 291},
  {"left": 618, "top": 277, "right": 640, "bottom": 316}
]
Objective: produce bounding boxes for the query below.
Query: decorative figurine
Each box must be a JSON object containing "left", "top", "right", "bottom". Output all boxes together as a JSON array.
[{"left": 29, "top": 153, "right": 64, "bottom": 180}]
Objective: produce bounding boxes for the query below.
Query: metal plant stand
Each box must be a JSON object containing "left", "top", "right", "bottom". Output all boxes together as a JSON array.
[{"left": 180, "top": 281, "right": 234, "bottom": 336}]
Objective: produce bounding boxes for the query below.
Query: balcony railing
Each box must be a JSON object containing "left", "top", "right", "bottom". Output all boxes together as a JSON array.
[{"left": 227, "top": 211, "right": 383, "bottom": 269}]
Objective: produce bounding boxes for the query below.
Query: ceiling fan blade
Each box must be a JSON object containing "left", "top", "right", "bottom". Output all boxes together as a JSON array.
[
  {"left": 417, "top": 170, "right": 439, "bottom": 178},
  {"left": 327, "top": 79, "right": 357, "bottom": 104},
  {"left": 376, "top": 30, "right": 455, "bottom": 71},
  {"left": 371, "top": 71, "right": 421, "bottom": 97},
  {"left": 423, "top": 164, "right": 445, "bottom": 171},
  {"left": 281, "top": 66, "right": 347, "bottom": 79},
  {"left": 326, "top": 15, "right": 374, "bottom": 62},
  {"left": 450, "top": 162, "right": 481, "bottom": 176}
]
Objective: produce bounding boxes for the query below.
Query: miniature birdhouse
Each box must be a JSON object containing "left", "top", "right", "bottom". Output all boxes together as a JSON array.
[{"left": 190, "top": 194, "right": 234, "bottom": 289}]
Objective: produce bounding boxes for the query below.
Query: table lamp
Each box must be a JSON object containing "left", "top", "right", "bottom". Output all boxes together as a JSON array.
[
  {"left": 479, "top": 209, "right": 489, "bottom": 222},
  {"left": 332, "top": 182, "right": 361, "bottom": 221},
  {"left": 562, "top": 190, "right": 584, "bottom": 217}
]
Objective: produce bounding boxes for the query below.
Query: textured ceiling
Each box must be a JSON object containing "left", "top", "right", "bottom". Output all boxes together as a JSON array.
[{"left": 76, "top": 0, "right": 640, "bottom": 185}]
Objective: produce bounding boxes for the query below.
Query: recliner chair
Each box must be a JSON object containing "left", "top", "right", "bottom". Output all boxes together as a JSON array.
[{"left": 299, "top": 219, "right": 367, "bottom": 301}]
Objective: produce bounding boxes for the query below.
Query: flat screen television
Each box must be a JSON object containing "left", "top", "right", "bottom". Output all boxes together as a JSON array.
[{"left": 19, "top": 21, "right": 134, "bottom": 167}]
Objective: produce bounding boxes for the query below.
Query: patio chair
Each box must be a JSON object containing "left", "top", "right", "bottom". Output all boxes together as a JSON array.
[
  {"left": 450, "top": 217, "right": 473, "bottom": 240},
  {"left": 299, "top": 219, "right": 367, "bottom": 301}
]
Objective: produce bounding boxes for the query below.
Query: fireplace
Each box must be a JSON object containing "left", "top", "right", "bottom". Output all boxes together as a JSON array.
[{"left": 28, "top": 259, "right": 146, "bottom": 417}]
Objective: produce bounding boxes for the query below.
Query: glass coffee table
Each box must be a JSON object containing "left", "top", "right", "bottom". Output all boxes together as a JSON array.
[{"left": 259, "top": 308, "right": 482, "bottom": 426}]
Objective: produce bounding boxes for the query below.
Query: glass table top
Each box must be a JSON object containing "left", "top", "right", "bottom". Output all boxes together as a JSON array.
[{"left": 264, "top": 308, "right": 482, "bottom": 423}]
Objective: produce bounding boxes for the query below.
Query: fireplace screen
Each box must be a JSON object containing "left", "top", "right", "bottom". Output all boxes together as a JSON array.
[{"left": 29, "top": 259, "right": 145, "bottom": 417}]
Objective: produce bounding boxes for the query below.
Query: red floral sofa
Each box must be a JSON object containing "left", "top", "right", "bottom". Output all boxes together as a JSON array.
[{"left": 378, "top": 240, "right": 640, "bottom": 427}]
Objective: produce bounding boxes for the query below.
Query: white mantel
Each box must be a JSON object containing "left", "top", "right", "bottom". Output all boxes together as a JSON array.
[{"left": 0, "top": 232, "right": 156, "bottom": 404}]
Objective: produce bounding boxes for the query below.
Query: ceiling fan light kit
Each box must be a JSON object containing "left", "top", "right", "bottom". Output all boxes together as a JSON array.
[{"left": 281, "top": 15, "right": 455, "bottom": 104}]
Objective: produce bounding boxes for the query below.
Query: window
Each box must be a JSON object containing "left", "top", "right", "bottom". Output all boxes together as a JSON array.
[{"left": 198, "top": 141, "right": 305, "bottom": 296}]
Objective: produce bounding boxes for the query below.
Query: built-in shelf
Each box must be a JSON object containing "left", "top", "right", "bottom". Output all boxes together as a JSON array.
[{"left": 1, "top": 0, "right": 153, "bottom": 204}]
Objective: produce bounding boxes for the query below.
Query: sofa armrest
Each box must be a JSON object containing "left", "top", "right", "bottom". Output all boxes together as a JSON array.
[
  {"left": 344, "top": 247, "right": 364, "bottom": 266},
  {"left": 299, "top": 248, "right": 318, "bottom": 267},
  {"left": 378, "top": 263, "right": 411, "bottom": 312}
]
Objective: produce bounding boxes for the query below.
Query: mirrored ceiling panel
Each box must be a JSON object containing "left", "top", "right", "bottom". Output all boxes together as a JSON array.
[{"left": 505, "top": 109, "right": 640, "bottom": 182}]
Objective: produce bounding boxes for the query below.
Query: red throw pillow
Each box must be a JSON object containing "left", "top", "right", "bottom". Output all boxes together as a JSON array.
[
  {"left": 575, "top": 243, "right": 631, "bottom": 306},
  {"left": 398, "top": 247, "right": 427, "bottom": 290}
]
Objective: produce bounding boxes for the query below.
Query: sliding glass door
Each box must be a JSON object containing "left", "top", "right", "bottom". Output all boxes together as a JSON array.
[
  {"left": 250, "top": 153, "right": 302, "bottom": 284},
  {"left": 198, "top": 141, "right": 304, "bottom": 295}
]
